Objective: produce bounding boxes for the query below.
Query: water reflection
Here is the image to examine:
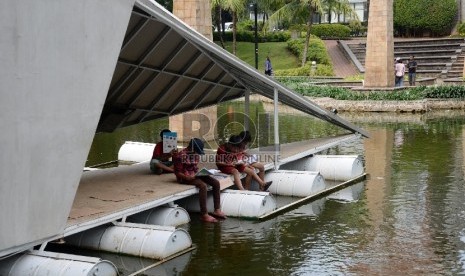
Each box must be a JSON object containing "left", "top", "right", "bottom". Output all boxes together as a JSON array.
[
  {"left": 98, "top": 251, "right": 192, "bottom": 276},
  {"left": 85, "top": 106, "right": 465, "bottom": 275},
  {"left": 327, "top": 182, "right": 365, "bottom": 203}
]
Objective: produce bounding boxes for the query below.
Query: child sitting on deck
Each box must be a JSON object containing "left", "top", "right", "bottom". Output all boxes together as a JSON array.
[
  {"left": 173, "top": 138, "right": 226, "bottom": 223},
  {"left": 216, "top": 135, "right": 272, "bottom": 191},
  {"left": 150, "top": 129, "right": 175, "bottom": 174},
  {"left": 238, "top": 130, "right": 266, "bottom": 190}
]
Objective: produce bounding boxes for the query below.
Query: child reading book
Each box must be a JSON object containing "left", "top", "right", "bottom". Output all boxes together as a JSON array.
[
  {"left": 216, "top": 135, "right": 271, "bottom": 191},
  {"left": 238, "top": 130, "right": 267, "bottom": 190},
  {"left": 173, "top": 138, "right": 226, "bottom": 223}
]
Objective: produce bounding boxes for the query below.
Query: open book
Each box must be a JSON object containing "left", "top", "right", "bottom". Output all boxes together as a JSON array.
[
  {"left": 195, "top": 168, "right": 218, "bottom": 177},
  {"left": 245, "top": 154, "right": 258, "bottom": 164}
]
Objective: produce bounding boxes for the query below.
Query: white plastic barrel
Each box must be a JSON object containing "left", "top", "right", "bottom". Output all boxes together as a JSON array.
[
  {"left": 118, "top": 141, "right": 155, "bottom": 162},
  {"left": 128, "top": 206, "right": 190, "bottom": 227},
  {"left": 0, "top": 250, "right": 117, "bottom": 276},
  {"left": 264, "top": 170, "right": 326, "bottom": 197},
  {"left": 177, "top": 190, "right": 276, "bottom": 218},
  {"left": 287, "top": 155, "right": 364, "bottom": 181},
  {"left": 65, "top": 223, "right": 192, "bottom": 260}
]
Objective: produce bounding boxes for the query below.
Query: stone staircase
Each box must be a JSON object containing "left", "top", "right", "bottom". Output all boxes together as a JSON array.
[
  {"left": 447, "top": 54, "right": 464, "bottom": 78},
  {"left": 340, "top": 38, "right": 465, "bottom": 79}
]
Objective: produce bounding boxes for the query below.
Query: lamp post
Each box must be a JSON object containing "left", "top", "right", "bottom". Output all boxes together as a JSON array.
[{"left": 251, "top": 3, "right": 258, "bottom": 69}]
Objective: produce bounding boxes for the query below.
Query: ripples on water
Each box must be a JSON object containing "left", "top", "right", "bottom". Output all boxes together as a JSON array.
[{"left": 181, "top": 111, "right": 465, "bottom": 276}]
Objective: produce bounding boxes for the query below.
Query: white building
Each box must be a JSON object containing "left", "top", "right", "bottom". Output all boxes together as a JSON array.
[
  {"left": 249, "top": 0, "right": 368, "bottom": 26},
  {"left": 317, "top": 0, "right": 368, "bottom": 24}
]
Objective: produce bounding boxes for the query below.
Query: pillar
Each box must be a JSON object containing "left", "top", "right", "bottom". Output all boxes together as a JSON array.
[
  {"left": 170, "top": 0, "right": 217, "bottom": 142},
  {"left": 172, "top": 0, "right": 213, "bottom": 40},
  {"left": 364, "top": 0, "right": 395, "bottom": 87}
]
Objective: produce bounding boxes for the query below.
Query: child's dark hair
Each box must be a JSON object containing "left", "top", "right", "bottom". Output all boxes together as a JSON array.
[
  {"left": 159, "top": 129, "right": 171, "bottom": 138},
  {"left": 239, "top": 130, "right": 252, "bottom": 143},
  {"left": 228, "top": 135, "right": 242, "bottom": 145}
]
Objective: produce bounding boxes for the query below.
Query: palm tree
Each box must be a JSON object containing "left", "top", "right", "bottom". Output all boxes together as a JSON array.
[
  {"left": 223, "top": 0, "right": 247, "bottom": 55},
  {"left": 269, "top": 0, "right": 358, "bottom": 66},
  {"left": 211, "top": 0, "right": 225, "bottom": 48},
  {"left": 269, "top": 0, "right": 323, "bottom": 66},
  {"left": 325, "top": 0, "right": 358, "bottom": 23}
]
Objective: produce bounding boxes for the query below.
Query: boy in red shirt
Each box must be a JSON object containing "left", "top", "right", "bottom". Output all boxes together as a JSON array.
[
  {"left": 173, "top": 138, "right": 226, "bottom": 223},
  {"left": 150, "top": 129, "right": 175, "bottom": 174}
]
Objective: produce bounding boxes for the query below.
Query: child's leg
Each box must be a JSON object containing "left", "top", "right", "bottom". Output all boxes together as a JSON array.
[
  {"left": 243, "top": 174, "right": 252, "bottom": 190},
  {"left": 232, "top": 169, "right": 245, "bottom": 190},
  {"left": 244, "top": 166, "right": 272, "bottom": 191},
  {"left": 190, "top": 178, "right": 218, "bottom": 222},
  {"left": 201, "top": 176, "right": 226, "bottom": 219},
  {"left": 244, "top": 166, "right": 265, "bottom": 186},
  {"left": 252, "top": 162, "right": 265, "bottom": 181}
]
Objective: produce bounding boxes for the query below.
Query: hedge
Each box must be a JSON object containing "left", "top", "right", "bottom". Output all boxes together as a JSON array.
[
  {"left": 286, "top": 36, "right": 332, "bottom": 65},
  {"left": 394, "top": 0, "right": 457, "bottom": 36},
  {"left": 275, "top": 80, "right": 465, "bottom": 100},
  {"left": 310, "top": 24, "right": 351, "bottom": 39},
  {"left": 213, "top": 30, "right": 291, "bottom": 42}
]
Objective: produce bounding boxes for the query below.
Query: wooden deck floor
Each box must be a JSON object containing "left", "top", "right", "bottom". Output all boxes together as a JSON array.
[{"left": 65, "top": 133, "right": 359, "bottom": 236}]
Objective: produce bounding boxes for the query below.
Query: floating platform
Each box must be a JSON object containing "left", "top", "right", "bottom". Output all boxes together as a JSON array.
[{"left": 66, "top": 134, "right": 360, "bottom": 235}]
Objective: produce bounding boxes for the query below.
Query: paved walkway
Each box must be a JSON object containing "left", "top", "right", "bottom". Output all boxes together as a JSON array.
[{"left": 324, "top": 40, "right": 358, "bottom": 77}]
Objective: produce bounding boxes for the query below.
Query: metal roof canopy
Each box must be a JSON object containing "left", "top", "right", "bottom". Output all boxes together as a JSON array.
[{"left": 97, "top": 0, "right": 369, "bottom": 138}]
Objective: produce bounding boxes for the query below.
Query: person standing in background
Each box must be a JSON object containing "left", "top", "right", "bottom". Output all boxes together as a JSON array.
[
  {"left": 265, "top": 56, "right": 273, "bottom": 76},
  {"left": 395, "top": 58, "right": 406, "bottom": 87},
  {"left": 407, "top": 55, "right": 417, "bottom": 86}
]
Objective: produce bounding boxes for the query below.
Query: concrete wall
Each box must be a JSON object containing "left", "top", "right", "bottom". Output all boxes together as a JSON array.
[{"left": 0, "top": 0, "right": 134, "bottom": 257}]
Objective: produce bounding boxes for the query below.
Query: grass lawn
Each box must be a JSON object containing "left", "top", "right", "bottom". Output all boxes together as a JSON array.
[{"left": 219, "top": 41, "right": 300, "bottom": 72}]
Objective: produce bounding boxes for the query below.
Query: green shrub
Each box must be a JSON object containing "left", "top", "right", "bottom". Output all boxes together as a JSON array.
[
  {"left": 310, "top": 24, "right": 351, "bottom": 39},
  {"left": 275, "top": 80, "right": 465, "bottom": 100},
  {"left": 423, "top": 85, "right": 465, "bottom": 98},
  {"left": 274, "top": 63, "right": 334, "bottom": 77},
  {"left": 394, "top": 0, "right": 457, "bottom": 36},
  {"left": 286, "top": 37, "right": 332, "bottom": 65},
  {"left": 348, "top": 20, "right": 366, "bottom": 37},
  {"left": 313, "top": 64, "right": 334, "bottom": 76},
  {"left": 237, "top": 20, "right": 255, "bottom": 32},
  {"left": 275, "top": 66, "right": 311, "bottom": 76},
  {"left": 457, "top": 22, "right": 465, "bottom": 36},
  {"left": 213, "top": 30, "right": 291, "bottom": 42},
  {"left": 344, "top": 74, "right": 365, "bottom": 81}
]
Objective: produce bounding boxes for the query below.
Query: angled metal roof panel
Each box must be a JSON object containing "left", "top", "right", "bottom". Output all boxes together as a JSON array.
[{"left": 97, "top": 0, "right": 369, "bottom": 137}]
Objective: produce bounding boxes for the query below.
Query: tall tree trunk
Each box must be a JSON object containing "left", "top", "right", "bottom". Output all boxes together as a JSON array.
[
  {"left": 328, "top": 3, "right": 332, "bottom": 23},
  {"left": 216, "top": 6, "right": 225, "bottom": 48},
  {"left": 301, "top": 7, "right": 313, "bottom": 66},
  {"left": 232, "top": 12, "right": 237, "bottom": 55}
]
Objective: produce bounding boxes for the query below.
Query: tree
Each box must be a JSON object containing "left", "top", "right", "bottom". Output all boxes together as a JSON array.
[
  {"left": 220, "top": 0, "right": 247, "bottom": 55},
  {"left": 269, "top": 0, "right": 357, "bottom": 66},
  {"left": 324, "top": 0, "right": 357, "bottom": 24},
  {"left": 212, "top": 0, "right": 226, "bottom": 48},
  {"left": 394, "top": 0, "right": 457, "bottom": 36}
]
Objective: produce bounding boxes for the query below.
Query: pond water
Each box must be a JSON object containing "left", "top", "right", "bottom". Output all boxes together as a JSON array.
[{"left": 84, "top": 103, "right": 465, "bottom": 275}]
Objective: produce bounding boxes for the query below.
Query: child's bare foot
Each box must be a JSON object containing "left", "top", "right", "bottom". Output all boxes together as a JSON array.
[
  {"left": 201, "top": 214, "right": 218, "bottom": 223},
  {"left": 211, "top": 210, "right": 227, "bottom": 219}
]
